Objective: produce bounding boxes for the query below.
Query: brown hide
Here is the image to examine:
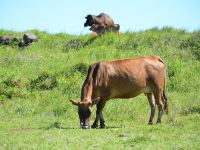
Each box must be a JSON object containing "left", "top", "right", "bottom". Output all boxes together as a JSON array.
[
  {"left": 71, "top": 56, "right": 168, "bottom": 128},
  {"left": 84, "top": 13, "right": 120, "bottom": 35},
  {"left": 94, "top": 13, "right": 114, "bottom": 27}
]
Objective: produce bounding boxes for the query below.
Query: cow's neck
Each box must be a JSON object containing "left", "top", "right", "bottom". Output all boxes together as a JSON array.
[{"left": 81, "top": 79, "right": 93, "bottom": 102}]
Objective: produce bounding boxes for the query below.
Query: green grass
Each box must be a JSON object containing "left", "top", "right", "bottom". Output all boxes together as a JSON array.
[
  {"left": 1, "top": 115, "right": 199, "bottom": 150},
  {"left": 0, "top": 28, "right": 200, "bottom": 149}
]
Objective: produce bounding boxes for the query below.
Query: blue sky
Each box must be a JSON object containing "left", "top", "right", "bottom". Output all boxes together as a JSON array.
[{"left": 1, "top": 0, "right": 200, "bottom": 34}]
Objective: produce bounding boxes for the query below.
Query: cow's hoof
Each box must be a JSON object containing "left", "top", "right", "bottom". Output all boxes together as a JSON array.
[
  {"left": 148, "top": 122, "right": 153, "bottom": 125},
  {"left": 100, "top": 124, "right": 105, "bottom": 128},
  {"left": 156, "top": 121, "right": 161, "bottom": 124},
  {"left": 91, "top": 124, "right": 98, "bottom": 128}
]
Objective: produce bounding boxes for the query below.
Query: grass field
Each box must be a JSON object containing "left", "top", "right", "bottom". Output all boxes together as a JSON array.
[{"left": 0, "top": 28, "right": 200, "bottom": 149}]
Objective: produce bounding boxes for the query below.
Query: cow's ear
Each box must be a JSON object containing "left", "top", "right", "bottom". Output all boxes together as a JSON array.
[
  {"left": 85, "top": 15, "right": 90, "bottom": 19},
  {"left": 92, "top": 97, "right": 100, "bottom": 105},
  {"left": 86, "top": 15, "right": 92, "bottom": 19},
  {"left": 69, "top": 99, "right": 79, "bottom": 106}
]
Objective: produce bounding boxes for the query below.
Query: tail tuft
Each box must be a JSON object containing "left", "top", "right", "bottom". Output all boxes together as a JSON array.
[{"left": 163, "top": 90, "right": 169, "bottom": 114}]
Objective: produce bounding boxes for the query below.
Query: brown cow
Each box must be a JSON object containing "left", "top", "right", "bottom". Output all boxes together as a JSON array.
[
  {"left": 84, "top": 13, "right": 120, "bottom": 35},
  {"left": 70, "top": 56, "right": 168, "bottom": 129}
]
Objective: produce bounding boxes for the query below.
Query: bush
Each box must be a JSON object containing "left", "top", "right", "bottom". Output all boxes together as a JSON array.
[
  {"left": 0, "top": 84, "right": 26, "bottom": 99},
  {"left": 3, "top": 77, "right": 24, "bottom": 88},
  {"left": 0, "top": 77, "right": 27, "bottom": 99},
  {"left": 29, "top": 72, "right": 57, "bottom": 90}
]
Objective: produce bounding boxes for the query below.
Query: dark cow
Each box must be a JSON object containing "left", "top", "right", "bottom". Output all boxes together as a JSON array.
[
  {"left": 70, "top": 56, "right": 168, "bottom": 129},
  {"left": 84, "top": 13, "right": 120, "bottom": 35}
]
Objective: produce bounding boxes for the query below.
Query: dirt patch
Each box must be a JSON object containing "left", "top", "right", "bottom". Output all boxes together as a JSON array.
[{"left": 10, "top": 128, "right": 35, "bottom": 132}]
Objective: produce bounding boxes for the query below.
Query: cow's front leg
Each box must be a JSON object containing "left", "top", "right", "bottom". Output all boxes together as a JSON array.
[
  {"left": 92, "top": 111, "right": 105, "bottom": 128},
  {"left": 91, "top": 100, "right": 106, "bottom": 128},
  {"left": 91, "top": 110, "right": 98, "bottom": 128},
  {"left": 99, "top": 112, "right": 105, "bottom": 128}
]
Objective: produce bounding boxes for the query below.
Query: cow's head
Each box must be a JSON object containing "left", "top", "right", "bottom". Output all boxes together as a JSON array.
[
  {"left": 84, "top": 15, "right": 95, "bottom": 27},
  {"left": 69, "top": 97, "right": 100, "bottom": 129}
]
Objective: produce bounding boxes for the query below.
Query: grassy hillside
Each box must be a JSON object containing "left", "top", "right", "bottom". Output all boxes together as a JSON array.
[{"left": 0, "top": 28, "right": 200, "bottom": 149}]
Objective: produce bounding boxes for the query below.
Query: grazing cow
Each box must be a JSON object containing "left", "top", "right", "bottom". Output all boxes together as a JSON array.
[
  {"left": 69, "top": 56, "right": 168, "bottom": 129},
  {"left": 84, "top": 13, "right": 120, "bottom": 35}
]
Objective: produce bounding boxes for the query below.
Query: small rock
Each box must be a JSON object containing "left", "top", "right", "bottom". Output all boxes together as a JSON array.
[{"left": 119, "top": 132, "right": 128, "bottom": 137}]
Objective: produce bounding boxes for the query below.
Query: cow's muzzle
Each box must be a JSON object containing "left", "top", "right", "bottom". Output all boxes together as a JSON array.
[
  {"left": 80, "top": 122, "right": 90, "bottom": 129},
  {"left": 84, "top": 23, "right": 89, "bottom": 27}
]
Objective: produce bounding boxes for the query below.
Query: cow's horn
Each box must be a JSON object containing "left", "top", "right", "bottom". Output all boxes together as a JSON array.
[{"left": 69, "top": 99, "right": 79, "bottom": 106}]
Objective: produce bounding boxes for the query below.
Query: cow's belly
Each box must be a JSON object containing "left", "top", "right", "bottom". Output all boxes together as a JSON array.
[{"left": 109, "top": 86, "right": 151, "bottom": 99}]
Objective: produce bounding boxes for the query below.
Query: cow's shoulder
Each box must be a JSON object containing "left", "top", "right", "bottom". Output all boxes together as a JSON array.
[{"left": 88, "top": 61, "right": 104, "bottom": 77}]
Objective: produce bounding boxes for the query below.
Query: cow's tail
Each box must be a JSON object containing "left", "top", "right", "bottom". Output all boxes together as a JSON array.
[
  {"left": 159, "top": 56, "right": 169, "bottom": 114},
  {"left": 163, "top": 71, "right": 169, "bottom": 114}
]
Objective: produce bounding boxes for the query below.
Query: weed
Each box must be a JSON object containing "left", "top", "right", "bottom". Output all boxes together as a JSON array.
[
  {"left": 117, "top": 41, "right": 138, "bottom": 50},
  {"left": 180, "top": 106, "right": 200, "bottom": 115},
  {"left": 64, "top": 39, "right": 84, "bottom": 52}
]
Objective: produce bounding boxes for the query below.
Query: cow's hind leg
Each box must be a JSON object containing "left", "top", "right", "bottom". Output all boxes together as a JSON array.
[
  {"left": 154, "top": 92, "right": 164, "bottom": 123},
  {"left": 147, "top": 93, "right": 155, "bottom": 125},
  {"left": 91, "top": 100, "right": 106, "bottom": 128}
]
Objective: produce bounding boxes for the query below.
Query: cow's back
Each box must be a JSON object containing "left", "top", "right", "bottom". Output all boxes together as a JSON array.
[{"left": 97, "top": 13, "right": 114, "bottom": 26}]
